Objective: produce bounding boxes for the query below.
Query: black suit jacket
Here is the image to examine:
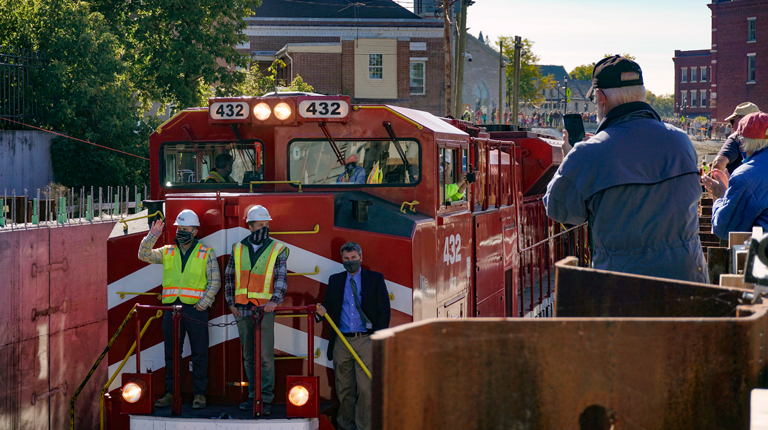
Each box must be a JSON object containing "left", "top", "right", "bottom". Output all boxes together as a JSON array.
[{"left": 321, "top": 269, "right": 391, "bottom": 360}]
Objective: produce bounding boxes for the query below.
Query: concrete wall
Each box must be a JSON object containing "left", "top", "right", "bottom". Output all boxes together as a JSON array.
[{"left": 0, "top": 130, "right": 56, "bottom": 193}]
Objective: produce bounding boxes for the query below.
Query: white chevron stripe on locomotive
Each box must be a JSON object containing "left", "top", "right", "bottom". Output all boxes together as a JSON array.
[
  {"left": 107, "top": 314, "right": 332, "bottom": 392},
  {"left": 108, "top": 227, "right": 413, "bottom": 316}
]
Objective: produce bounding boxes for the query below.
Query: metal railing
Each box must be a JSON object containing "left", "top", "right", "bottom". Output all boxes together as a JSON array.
[
  {"left": 517, "top": 222, "right": 590, "bottom": 318},
  {"left": 0, "top": 184, "right": 149, "bottom": 230},
  {"left": 0, "top": 46, "right": 46, "bottom": 128}
]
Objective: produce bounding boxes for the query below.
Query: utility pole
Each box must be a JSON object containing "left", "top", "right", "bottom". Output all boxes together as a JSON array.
[
  {"left": 453, "top": 0, "right": 469, "bottom": 117},
  {"left": 443, "top": 0, "right": 453, "bottom": 117},
  {"left": 511, "top": 36, "right": 522, "bottom": 129},
  {"left": 498, "top": 40, "right": 504, "bottom": 124}
]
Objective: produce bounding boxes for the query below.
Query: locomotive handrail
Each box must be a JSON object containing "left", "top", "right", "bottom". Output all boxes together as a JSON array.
[
  {"left": 70, "top": 303, "right": 137, "bottom": 430},
  {"left": 117, "top": 291, "right": 162, "bottom": 300},
  {"left": 287, "top": 265, "right": 320, "bottom": 276},
  {"left": 98, "top": 309, "right": 164, "bottom": 430},
  {"left": 518, "top": 222, "right": 587, "bottom": 253},
  {"left": 400, "top": 200, "right": 419, "bottom": 214},
  {"left": 352, "top": 105, "right": 424, "bottom": 130},
  {"left": 275, "top": 348, "right": 322, "bottom": 361},
  {"left": 118, "top": 210, "right": 164, "bottom": 234},
  {"left": 271, "top": 224, "right": 320, "bottom": 235},
  {"left": 322, "top": 311, "right": 372, "bottom": 379},
  {"left": 249, "top": 180, "right": 303, "bottom": 192}
]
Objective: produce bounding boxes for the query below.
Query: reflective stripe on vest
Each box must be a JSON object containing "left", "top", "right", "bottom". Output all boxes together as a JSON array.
[
  {"left": 206, "top": 171, "right": 226, "bottom": 183},
  {"left": 161, "top": 243, "right": 209, "bottom": 305},
  {"left": 234, "top": 240, "right": 287, "bottom": 305}
]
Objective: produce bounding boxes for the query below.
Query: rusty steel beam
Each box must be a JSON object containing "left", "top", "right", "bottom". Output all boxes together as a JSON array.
[{"left": 372, "top": 257, "right": 765, "bottom": 430}]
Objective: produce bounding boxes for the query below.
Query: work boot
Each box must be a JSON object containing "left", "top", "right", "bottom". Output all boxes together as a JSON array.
[
  {"left": 263, "top": 402, "right": 272, "bottom": 416},
  {"left": 192, "top": 395, "right": 206, "bottom": 409},
  {"left": 239, "top": 399, "right": 253, "bottom": 411},
  {"left": 154, "top": 393, "right": 173, "bottom": 408}
]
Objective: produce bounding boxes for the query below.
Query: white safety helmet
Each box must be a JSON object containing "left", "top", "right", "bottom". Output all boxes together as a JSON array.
[
  {"left": 246, "top": 205, "right": 272, "bottom": 222},
  {"left": 174, "top": 209, "right": 200, "bottom": 227}
]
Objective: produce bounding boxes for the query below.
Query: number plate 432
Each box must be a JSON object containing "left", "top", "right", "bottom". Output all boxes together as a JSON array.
[
  {"left": 297, "top": 96, "right": 350, "bottom": 121},
  {"left": 210, "top": 101, "right": 249, "bottom": 120}
]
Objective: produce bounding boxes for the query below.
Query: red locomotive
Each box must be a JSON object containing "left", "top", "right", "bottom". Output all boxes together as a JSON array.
[{"left": 102, "top": 93, "right": 589, "bottom": 428}]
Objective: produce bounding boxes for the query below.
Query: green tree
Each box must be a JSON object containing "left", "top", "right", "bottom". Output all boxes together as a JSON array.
[
  {"left": 570, "top": 54, "right": 636, "bottom": 81},
  {"left": 570, "top": 63, "right": 594, "bottom": 81},
  {"left": 646, "top": 91, "right": 675, "bottom": 118},
  {"left": 499, "top": 37, "right": 554, "bottom": 108},
  {"left": 94, "top": 0, "right": 262, "bottom": 109},
  {"left": 228, "top": 60, "right": 314, "bottom": 97}
]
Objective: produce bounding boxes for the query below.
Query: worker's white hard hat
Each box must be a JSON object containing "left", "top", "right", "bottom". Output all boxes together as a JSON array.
[
  {"left": 246, "top": 205, "right": 272, "bottom": 222},
  {"left": 174, "top": 209, "right": 200, "bottom": 227}
]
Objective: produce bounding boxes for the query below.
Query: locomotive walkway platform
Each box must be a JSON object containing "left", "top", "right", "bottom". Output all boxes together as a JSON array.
[
  {"left": 520, "top": 271, "right": 555, "bottom": 318},
  {"left": 131, "top": 401, "right": 334, "bottom": 429}
]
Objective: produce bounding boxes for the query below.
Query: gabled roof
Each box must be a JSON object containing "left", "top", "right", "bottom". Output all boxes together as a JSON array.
[
  {"left": 251, "top": 0, "right": 422, "bottom": 20},
  {"left": 466, "top": 34, "right": 510, "bottom": 64},
  {"left": 537, "top": 65, "right": 570, "bottom": 81},
  {"left": 568, "top": 80, "right": 592, "bottom": 100}
]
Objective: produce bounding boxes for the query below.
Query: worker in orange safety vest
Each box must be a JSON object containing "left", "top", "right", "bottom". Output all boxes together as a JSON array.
[{"left": 224, "top": 205, "right": 289, "bottom": 415}]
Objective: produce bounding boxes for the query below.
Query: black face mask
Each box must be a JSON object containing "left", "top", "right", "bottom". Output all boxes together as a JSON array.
[
  {"left": 249, "top": 226, "right": 269, "bottom": 245},
  {"left": 176, "top": 230, "right": 194, "bottom": 245},
  {"left": 343, "top": 260, "right": 361, "bottom": 274}
]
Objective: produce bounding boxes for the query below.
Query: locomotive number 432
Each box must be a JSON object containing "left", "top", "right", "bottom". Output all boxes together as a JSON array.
[
  {"left": 210, "top": 101, "right": 249, "bottom": 120},
  {"left": 443, "top": 234, "right": 462, "bottom": 265},
  {"left": 298, "top": 100, "right": 350, "bottom": 119}
]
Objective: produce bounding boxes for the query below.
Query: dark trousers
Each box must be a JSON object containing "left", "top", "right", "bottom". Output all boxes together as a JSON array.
[{"left": 162, "top": 300, "right": 209, "bottom": 395}]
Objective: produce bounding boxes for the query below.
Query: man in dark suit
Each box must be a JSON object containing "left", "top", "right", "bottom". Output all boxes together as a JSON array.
[{"left": 317, "top": 242, "right": 390, "bottom": 430}]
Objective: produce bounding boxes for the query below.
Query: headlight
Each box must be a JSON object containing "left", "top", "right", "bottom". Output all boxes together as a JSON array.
[
  {"left": 254, "top": 102, "right": 271, "bottom": 121},
  {"left": 274, "top": 102, "right": 292, "bottom": 120},
  {"left": 122, "top": 381, "right": 144, "bottom": 404},
  {"left": 288, "top": 385, "right": 309, "bottom": 406}
]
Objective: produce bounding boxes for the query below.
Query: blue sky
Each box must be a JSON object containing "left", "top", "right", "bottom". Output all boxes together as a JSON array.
[{"left": 463, "top": 0, "right": 713, "bottom": 95}]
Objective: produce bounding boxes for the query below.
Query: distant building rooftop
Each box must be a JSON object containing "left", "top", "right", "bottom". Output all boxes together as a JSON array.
[{"left": 249, "top": 0, "right": 422, "bottom": 20}]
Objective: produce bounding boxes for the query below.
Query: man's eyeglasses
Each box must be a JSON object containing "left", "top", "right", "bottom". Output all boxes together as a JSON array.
[{"left": 589, "top": 89, "right": 602, "bottom": 102}]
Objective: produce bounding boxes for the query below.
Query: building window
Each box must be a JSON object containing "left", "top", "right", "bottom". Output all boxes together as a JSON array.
[
  {"left": 691, "top": 90, "right": 697, "bottom": 108},
  {"left": 701, "top": 90, "right": 708, "bottom": 108},
  {"left": 681, "top": 68, "right": 688, "bottom": 83},
  {"left": 748, "top": 18, "right": 756, "bottom": 42},
  {"left": 410, "top": 61, "right": 425, "bottom": 95},
  {"left": 748, "top": 54, "right": 756, "bottom": 83},
  {"left": 691, "top": 67, "right": 697, "bottom": 82},
  {"left": 368, "top": 54, "right": 383, "bottom": 80},
  {"left": 701, "top": 66, "right": 707, "bottom": 82}
]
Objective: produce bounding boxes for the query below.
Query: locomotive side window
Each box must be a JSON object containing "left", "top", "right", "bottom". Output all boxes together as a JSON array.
[
  {"left": 441, "top": 147, "right": 466, "bottom": 205},
  {"left": 161, "top": 141, "right": 264, "bottom": 188},
  {"left": 288, "top": 139, "right": 420, "bottom": 186}
]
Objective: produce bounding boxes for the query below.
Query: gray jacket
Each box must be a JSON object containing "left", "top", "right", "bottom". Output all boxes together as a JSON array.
[{"left": 544, "top": 102, "right": 708, "bottom": 283}]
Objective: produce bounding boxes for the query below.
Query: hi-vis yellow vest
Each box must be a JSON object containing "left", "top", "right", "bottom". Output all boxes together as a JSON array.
[
  {"left": 234, "top": 239, "right": 288, "bottom": 305},
  {"left": 161, "top": 243, "right": 210, "bottom": 305},
  {"left": 205, "top": 171, "right": 227, "bottom": 183}
]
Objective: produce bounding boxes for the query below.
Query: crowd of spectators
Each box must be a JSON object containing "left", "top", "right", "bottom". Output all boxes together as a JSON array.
[
  {"left": 462, "top": 107, "right": 598, "bottom": 127},
  {"left": 665, "top": 118, "right": 732, "bottom": 141}
]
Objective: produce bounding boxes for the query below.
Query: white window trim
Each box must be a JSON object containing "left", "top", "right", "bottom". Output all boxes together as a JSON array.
[
  {"left": 700, "top": 90, "right": 707, "bottom": 107},
  {"left": 410, "top": 57, "right": 428, "bottom": 61},
  {"left": 681, "top": 67, "right": 688, "bottom": 83},
  {"left": 748, "top": 17, "right": 757, "bottom": 43},
  {"left": 368, "top": 53, "right": 383, "bottom": 80},
  {"left": 691, "top": 68, "right": 698, "bottom": 83},
  {"left": 701, "top": 66, "right": 708, "bottom": 82},
  {"left": 747, "top": 53, "right": 757, "bottom": 84},
  {"left": 409, "top": 61, "right": 426, "bottom": 95}
]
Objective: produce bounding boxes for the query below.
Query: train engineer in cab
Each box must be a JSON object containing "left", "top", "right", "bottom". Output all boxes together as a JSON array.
[
  {"left": 337, "top": 154, "right": 366, "bottom": 184},
  {"left": 316, "top": 242, "right": 391, "bottom": 430},
  {"left": 138, "top": 210, "right": 221, "bottom": 409},
  {"left": 544, "top": 55, "right": 708, "bottom": 283},
  {"left": 204, "top": 153, "right": 234, "bottom": 183},
  {"left": 703, "top": 111, "right": 768, "bottom": 238},
  {"left": 225, "top": 205, "right": 288, "bottom": 415}
]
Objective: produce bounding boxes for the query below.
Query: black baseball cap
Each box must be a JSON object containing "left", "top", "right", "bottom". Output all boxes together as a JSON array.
[{"left": 585, "top": 55, "right": 644, "bottom": 99}]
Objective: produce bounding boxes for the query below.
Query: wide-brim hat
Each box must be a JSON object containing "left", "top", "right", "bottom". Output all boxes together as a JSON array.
[
  {"left": 724, "top": 102, "right": 760, "bottom": 122},
  {"left": 585, "top": 55, "right": 644, "bottom": 99}
]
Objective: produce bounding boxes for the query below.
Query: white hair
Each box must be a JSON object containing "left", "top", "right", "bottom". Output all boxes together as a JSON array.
[
  {"left": 600, "top": 85, "right": 647, "bottom": 107},
  {"left": 741, "top": 137, "right": 768, "bottom": 154}
]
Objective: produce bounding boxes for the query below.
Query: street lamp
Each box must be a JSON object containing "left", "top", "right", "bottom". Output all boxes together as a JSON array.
[{"left": 563, "top": 76, "right": 569, "bottom": 112}]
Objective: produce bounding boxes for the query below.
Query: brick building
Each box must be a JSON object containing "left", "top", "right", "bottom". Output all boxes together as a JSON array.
[
  {"left": 708, "top": 0, "right": 768, "bottom": 122},
  {"left": 673, "top": 50, "right": 712, "bottom": 120},
  {"left": 240, "top": 0, "right": 445, "bottom": 115}
]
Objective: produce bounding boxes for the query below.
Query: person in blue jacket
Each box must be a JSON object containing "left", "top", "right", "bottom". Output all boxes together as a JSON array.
[
  {"left": 544, "top": 56, "right": 708, "bottom": 283},
  {"left": 703, "top": 112, "right": 768, "bottom": 239},
  {"left": 337, "top": 155, "right": 366, "bottom": 184}
]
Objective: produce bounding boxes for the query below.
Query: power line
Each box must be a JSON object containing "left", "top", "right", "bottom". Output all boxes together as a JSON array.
[{"left": 0, "top": 117, "right": 150, "bottom": 161}]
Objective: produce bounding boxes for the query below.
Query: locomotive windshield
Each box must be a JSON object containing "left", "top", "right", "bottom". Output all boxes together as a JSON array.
[
  {"left": 161, "top": 141, "right": 263, "bottom": 187},
  {"left": 288, "top": 139, "right": 420, "bottom": 186}
]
